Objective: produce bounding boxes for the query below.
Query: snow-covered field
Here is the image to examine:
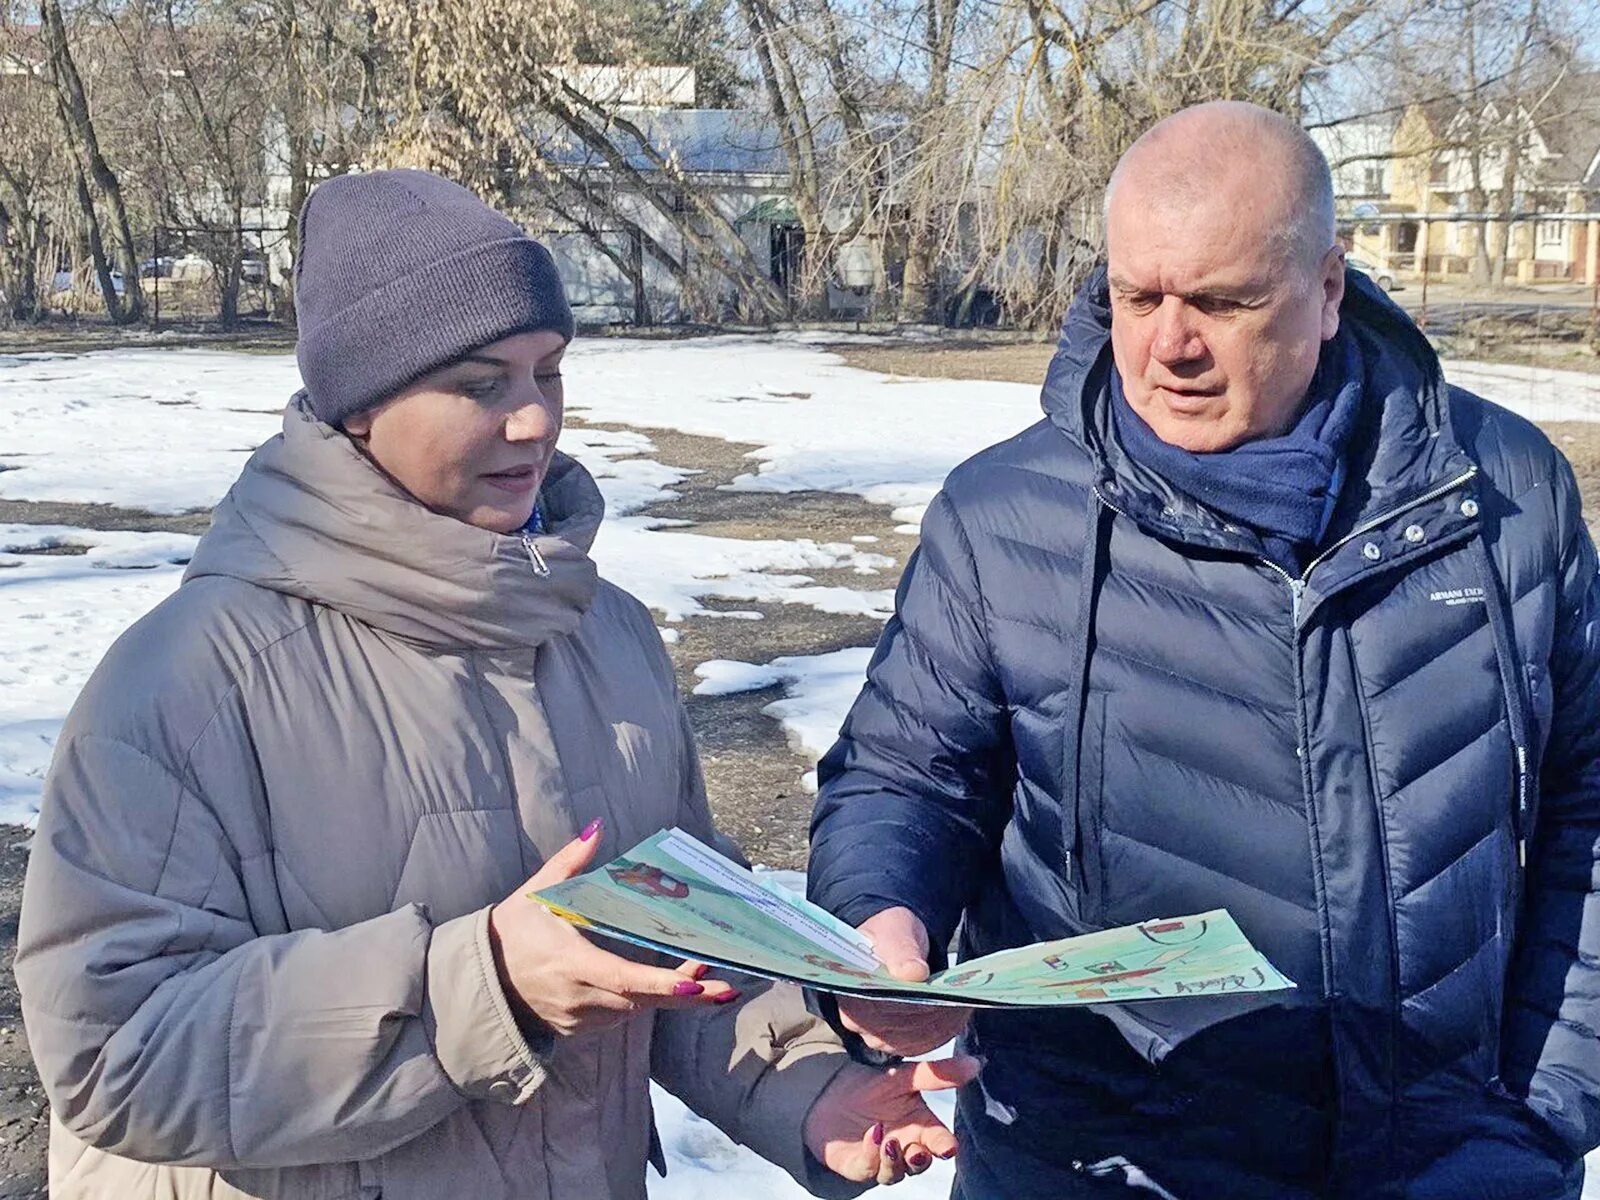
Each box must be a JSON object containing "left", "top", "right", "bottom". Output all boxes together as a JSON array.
[{"left": 5, "top": 339, "right": 1600, "bottom": 1197}]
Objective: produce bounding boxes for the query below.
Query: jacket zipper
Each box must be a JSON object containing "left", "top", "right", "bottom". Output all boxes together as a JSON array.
[
  {"left": 1262, "top": 463, "right": 1480, "bottom": 1187},
  {"left": 1259, "top": 468, "right": 1534, "bottom": 854},
  {"left": 1098, "top": 465, "right": 1497, "bottom": 1186},
  {"left": 520, "top": 533, "right": 551, "bottom": 578}
]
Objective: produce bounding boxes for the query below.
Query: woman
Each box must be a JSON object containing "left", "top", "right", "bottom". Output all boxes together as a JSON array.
[{"left": 16, "top": 169, "right": 971, "bottom": 1199}]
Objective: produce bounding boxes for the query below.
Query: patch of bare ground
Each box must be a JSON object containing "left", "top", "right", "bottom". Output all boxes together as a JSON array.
[
  {"left": 834, "top": 340, "right": 1055, "bottom": 386},
  {"left": 574, "top": 416, "right": 911, "bottom": 869},
  {"left": 0, "top": 499, "right": 211, "bottom": 537},
  {"left": 0, "top": 837, "right": 46, "bottom": 1200},
  {"left": 1542, "top": 423, "right": 1600, "bottom": 538}
]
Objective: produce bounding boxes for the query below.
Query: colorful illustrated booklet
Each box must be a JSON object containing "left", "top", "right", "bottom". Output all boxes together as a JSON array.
[{"left": 532, "top": 828, "right": 1295, "bottom": 1008}]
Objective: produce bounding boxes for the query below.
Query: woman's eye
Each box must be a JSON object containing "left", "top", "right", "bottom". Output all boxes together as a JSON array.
[
  {"left": 464, "top": 378, "right": 505, "bottom": 400},
  {"left": 533, "top": 371, "right": 563, "bottom": 383}
]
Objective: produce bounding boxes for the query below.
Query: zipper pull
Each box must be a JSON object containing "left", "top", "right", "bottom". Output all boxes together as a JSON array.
[
  {"left": 520, "top": 533, "right": 551, "bottom": 578},
  {"left": 1290, "top": 579, "right": 1306, "bottom": 627}
]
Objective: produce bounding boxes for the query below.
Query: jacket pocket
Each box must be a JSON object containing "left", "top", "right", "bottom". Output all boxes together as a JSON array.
[
  {"left": 1524, "top": 662, "right": 1552, "bottom": 828},
  {"left": 1074, "top": 691, "right": 1108, "bottom": 923}
]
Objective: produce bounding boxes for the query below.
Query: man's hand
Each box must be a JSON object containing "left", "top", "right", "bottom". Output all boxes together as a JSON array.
[
  {"left": 837, "top": 907, "right": 974, "bottom": 1056},
  {"left": 804, "top": 1056, "right": 982, "bottom": 1185},
  {"left": 487, "top": 821, "right": 738, "bottom": 1037}
]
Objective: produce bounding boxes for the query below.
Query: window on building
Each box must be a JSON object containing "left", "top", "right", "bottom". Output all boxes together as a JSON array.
[
  {"left": 1538, "top": 220, "right": 1565, "bottom": 248},
  {"left": 1363, "top": 165, "right": 1384, "bottom": 194}
]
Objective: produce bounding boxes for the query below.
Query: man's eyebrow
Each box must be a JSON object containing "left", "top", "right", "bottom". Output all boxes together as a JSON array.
[
  {"left": 1109, "top": 277, "right": 1266, "bottom": 306},
  {"left": 1182, "top": 286, "right": 1269, "bottom": 306}
]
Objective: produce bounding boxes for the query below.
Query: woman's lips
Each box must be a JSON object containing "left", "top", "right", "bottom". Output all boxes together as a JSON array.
[{"left": 482, "top": 466, "right": 541, "bottom": 495}]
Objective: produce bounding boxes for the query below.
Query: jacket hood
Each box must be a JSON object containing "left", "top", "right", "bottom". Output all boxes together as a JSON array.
[
  {"left": 185, "top": 394, "right": 602, "bottom": 651},
  {"left": 1040, "top": 265, "right": 1475, "bottom": 549}
]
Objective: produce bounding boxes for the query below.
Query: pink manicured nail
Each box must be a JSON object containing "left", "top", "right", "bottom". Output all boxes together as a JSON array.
[
  {"left": 936, "top": 1146, "right": 957, "bottom": 1160},
  {"left": 713, "top": 988, "right": 742, "bottom": 1005},
  {"left": 672, "top": 981, "right": 704, "bottom": 997},
  {"left": 579, "top": 819, "right": 602, "bottom": 841},
  {"left": 870, "top": 1122, "right": 885, "bottom": 1146},
  {"left": 884, "top": 1139, "right": 900, "bottom": 1163},
  {"left": 908, "top": 1151, "right": 931, "bottom": 1170},
  {"left": 691, "top": 963, "right": 710, "bottom": 980}
]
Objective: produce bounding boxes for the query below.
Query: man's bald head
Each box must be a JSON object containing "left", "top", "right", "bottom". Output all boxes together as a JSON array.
[
  {"left": 1106, "top": 101, "right": 1336, "bottom": 275},
  {"left": 1102, "top": 100, "right": 1345, "bottom": 454}
]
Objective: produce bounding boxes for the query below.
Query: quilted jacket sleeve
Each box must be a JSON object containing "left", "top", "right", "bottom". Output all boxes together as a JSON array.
[
  {"left": 16, "top": 733, "right": 548, "bottom": 1169},
  {"left": 1503, "top": 453, "right": 1600, "bottom": 1157},
  {"left": 807, "top": 489, "right": 1014, "bottom": 948}
]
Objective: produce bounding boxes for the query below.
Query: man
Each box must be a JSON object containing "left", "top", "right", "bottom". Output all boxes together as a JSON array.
[{"left": 808, "top": 100, "right": 1600, "bottom": 1198}]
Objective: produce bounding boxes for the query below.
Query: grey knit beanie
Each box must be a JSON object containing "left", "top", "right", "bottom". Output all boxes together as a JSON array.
[{"left": 294, "top": 168, "right": 576, "bottom": 426}]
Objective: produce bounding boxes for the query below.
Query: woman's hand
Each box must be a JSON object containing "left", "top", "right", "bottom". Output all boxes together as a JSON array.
[
  {"left": 487, "top": 822, "right": 739, "bottom": 1037},
  {"left": 804, "top": 1056, "right": 982, "bottom": 1186}
]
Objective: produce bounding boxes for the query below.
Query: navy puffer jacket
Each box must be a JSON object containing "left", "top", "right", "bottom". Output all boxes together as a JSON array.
[{"left": 809, "top": 269, "right": 1600, "bottom": 1198}]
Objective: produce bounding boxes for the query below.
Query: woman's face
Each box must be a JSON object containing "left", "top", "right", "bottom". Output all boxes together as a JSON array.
[{"left": 342, "top": 329, "right": 567, "bottom": 535}]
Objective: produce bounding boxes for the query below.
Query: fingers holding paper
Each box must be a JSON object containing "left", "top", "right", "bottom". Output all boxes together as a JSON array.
[
  {"left": 839, "top": 906, "right": 975, "bottom": 1055},
  {"left": 487, "top": 823, "right": 740, "bottom": 1037}
]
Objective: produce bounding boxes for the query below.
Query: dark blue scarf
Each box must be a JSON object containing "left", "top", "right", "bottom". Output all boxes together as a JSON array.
[{"left": 1110, "top": 329, "right": 1365, "bottom": 573}]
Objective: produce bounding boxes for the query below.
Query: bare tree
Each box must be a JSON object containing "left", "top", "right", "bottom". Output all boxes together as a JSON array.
[
  {"left": 0, "top": 22, "right": 65, "bottom": 321},
  {"left": 39, "top": 0, "right": 145, "bottom": 322}
]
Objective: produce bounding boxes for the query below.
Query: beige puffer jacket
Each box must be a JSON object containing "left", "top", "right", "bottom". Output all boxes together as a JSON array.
[{"left": 16, "top": 397, "right": 854, "bottom": 1200}]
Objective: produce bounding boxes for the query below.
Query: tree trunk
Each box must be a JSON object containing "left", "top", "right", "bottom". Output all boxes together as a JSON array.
[
  {"left": 895, "top": 0, "right": 959, "bottom": 324},
  {"left": 71, "top": 164, "right": 125, "bottom": 318},
  {"left": 40, "top": 0, "right": 144, "bottom": 323},
  {"left": 278, "top": 1, "right": 311, "bottom": 325}
]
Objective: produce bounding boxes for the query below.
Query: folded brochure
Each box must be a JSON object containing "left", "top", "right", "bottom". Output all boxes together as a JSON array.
[{"left": 531, "top": 827, "right": 1295, "bottom": 1008}]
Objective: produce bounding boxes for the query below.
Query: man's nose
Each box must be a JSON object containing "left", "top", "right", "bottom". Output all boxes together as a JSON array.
[
  {"left": 504, "top": 392, "right": 558, "bottom": 442},
  {"left": 1149, "top": 299, "right": 1204, "bottom": 365}
]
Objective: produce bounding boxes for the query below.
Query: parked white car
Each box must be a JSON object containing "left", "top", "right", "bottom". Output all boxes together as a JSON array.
[
  {"left": 51, "top": 268, "right": 125, "bottom": 296},
  {"left": 1347, "top": 255, "right": 1399, "bottom": 292}
]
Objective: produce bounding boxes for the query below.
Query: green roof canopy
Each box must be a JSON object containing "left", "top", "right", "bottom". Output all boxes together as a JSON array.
[{"left": 736, "top": 197, "right": 799, "bottom": 225}]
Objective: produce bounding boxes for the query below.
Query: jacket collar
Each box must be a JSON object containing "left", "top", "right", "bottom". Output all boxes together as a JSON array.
[
  {"left": 185, "top": 394, "right": 602, "bottom": 652},
  {"left": 1041, "top": 265, "right": 1477, "bottom": 563}
]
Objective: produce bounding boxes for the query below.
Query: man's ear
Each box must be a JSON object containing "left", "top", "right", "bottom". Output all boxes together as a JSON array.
[{"left": 1321, "top": 247, "right": 1345, "bottom": 340}]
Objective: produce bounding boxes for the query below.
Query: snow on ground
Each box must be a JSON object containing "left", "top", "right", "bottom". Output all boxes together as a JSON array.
[
  {"left": 601, "top": 520, "right": 894, "bottom": 622},
  {"left": 566, "top": 341, "right": 1600, "bottom": 529},
  {"left": 1441, "top": 358, "right": 1600, "bottom": 425},
  {"left": 6, "top": 340, "right": 1600, "bottom": 1192},
  {"left": 649, "top": 1071, "right": 955, "bottom": 1200},
  {"left": 695, "top": 649, "right": 874, "bottom": 790},
  {"left": 0, "top": 350, "right": 294, "bottom": 512},
  {"left": 8, "top": 342, "right": 1596, "bottom": 526},
  {"left": 562, "top": 336, "right": 1044, "bottom": 528},
  {"left": 0, "top": 528, "right": 198, "bottom": 822}
]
